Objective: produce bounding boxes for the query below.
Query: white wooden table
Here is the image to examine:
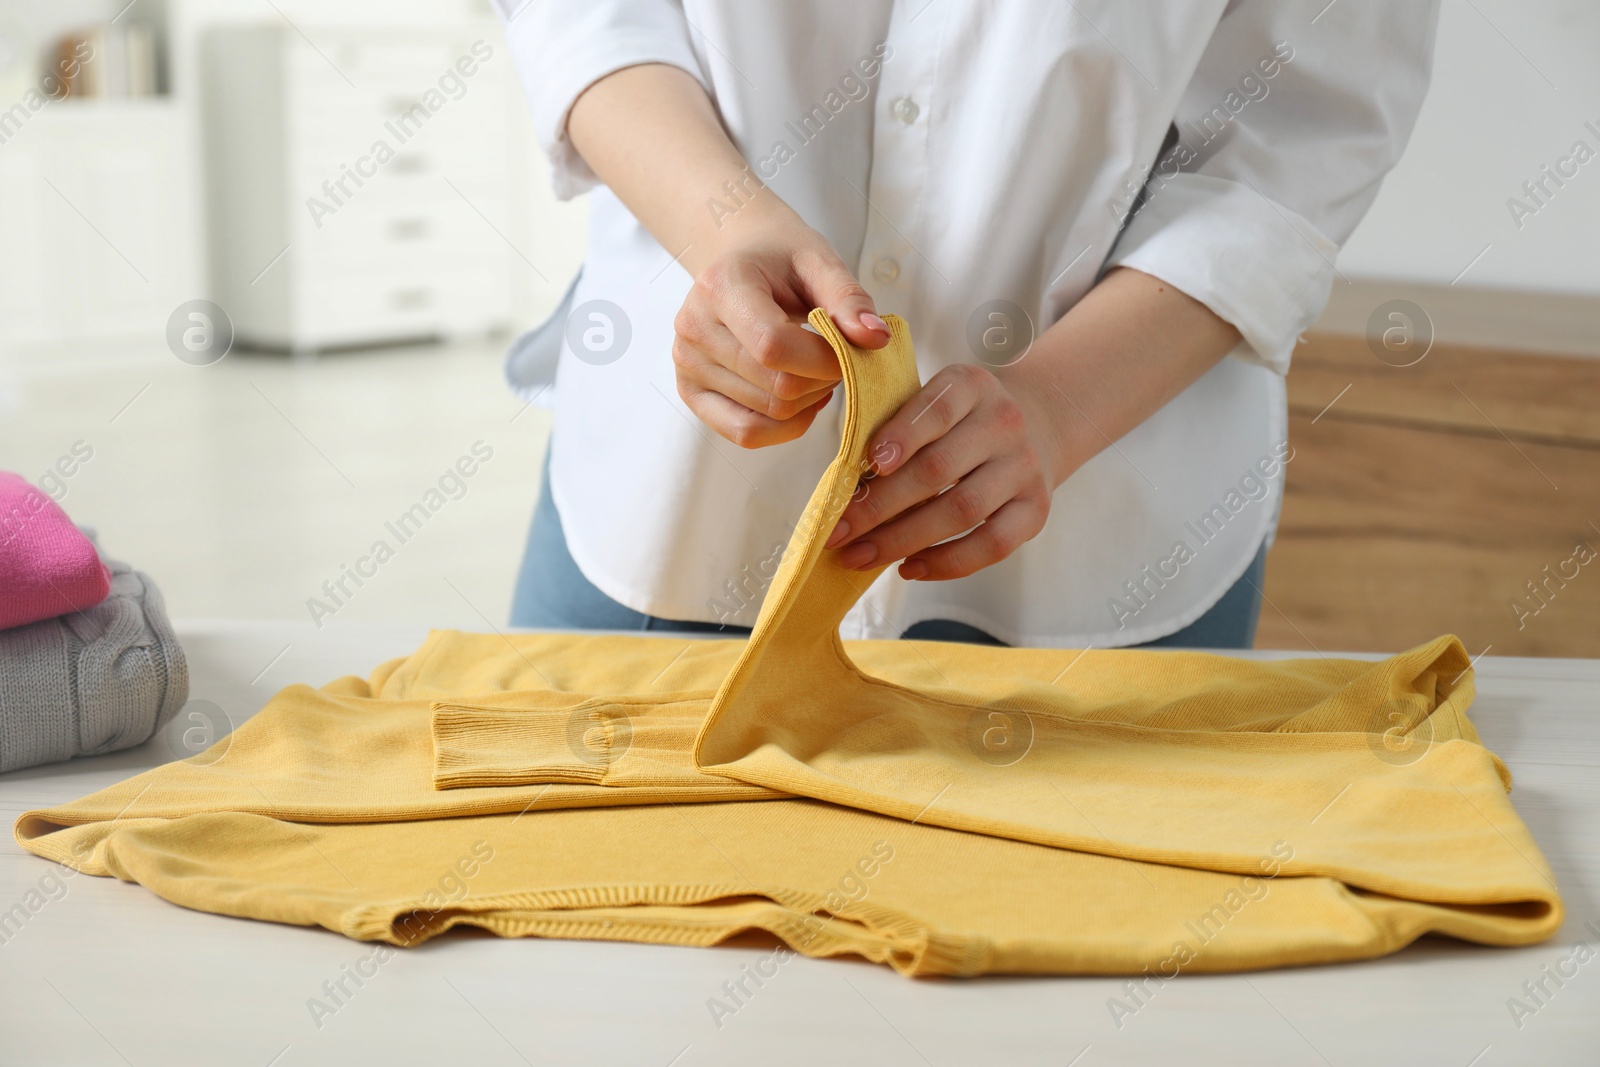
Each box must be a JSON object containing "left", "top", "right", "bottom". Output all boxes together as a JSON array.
[{"left": 2, "top": 621, "right": 1597, "bottom": 1067}]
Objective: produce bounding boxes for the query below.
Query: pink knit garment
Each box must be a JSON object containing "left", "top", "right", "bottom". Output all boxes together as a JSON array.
[{"left": 0, "top": 472, "right": 111, "bottom": 629}]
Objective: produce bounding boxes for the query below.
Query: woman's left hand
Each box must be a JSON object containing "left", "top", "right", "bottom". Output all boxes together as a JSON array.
[{"left": 826, "top": 364, "right": 1062, "bottom": 581}]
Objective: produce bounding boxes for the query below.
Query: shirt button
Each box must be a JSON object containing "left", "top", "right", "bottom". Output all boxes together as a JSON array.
[
  {"left": 872, "top": 257, "right": 901, "bottom": 283},
  {"left": 890, "top": 96, "right": 920, "bottom": 124}
]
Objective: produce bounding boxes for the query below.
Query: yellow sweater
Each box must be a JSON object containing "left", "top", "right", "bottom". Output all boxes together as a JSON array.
[{"left": 15, "top": 311, "right": 1561, "bottom": 977}]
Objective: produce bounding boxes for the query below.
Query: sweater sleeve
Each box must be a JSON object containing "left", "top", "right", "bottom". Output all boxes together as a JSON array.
[
  {"left": 494, "top": 0, "right": 710, "bottom": 199},
  {"left": 1104, "top": 0, "right": 1441, "bottom": 374}
]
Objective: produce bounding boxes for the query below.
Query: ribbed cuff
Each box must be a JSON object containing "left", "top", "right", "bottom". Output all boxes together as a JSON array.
[
  {"left": 433, "top": 694, "right": 616, "bottom": 789},
  {"left": 431, "top": 693, "right": 778, "bottom": 797}
]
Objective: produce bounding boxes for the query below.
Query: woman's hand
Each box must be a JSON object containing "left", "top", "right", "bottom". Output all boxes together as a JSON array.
[
  {"left": 565, "top": 63, "right": 887, "bottom": 448},
  {"left": 827, "top": 365, "right": 1061, "bottom": 581},
  {"left": 823, "top": 267, "right": 1244, "bottom": 582},
  {"left": 673, "top": 205, "right": 889, "bottom": 448}
]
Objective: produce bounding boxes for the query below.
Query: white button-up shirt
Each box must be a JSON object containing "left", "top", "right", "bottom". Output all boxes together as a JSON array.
[{"left": 497, "top": 0, "right": 1439, "bottom": 646}]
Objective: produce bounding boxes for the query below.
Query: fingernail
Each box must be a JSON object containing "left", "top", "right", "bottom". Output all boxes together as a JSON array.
[
  {"left": 900, "top": 558, "right": 930, "bottom": 581},
  {"left": 860, "top": 312, "right": 888, "bottom": 334},
  {"left": 839, "top": 542, "right": 878, "bottom": 569},
  {"left": 825, "top": 520, "right": 850, "bottom": 548},
  {"left": 869, "top": 440, "right": 901, "bottom": 475}
]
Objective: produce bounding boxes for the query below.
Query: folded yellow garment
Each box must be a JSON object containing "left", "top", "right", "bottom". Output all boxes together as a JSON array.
[
  {"left": 14, "top": 311, "right": 1562, "bottom": 977},
  {"left": 21, "top": 800, "right": 1552, "bottom": 977}
]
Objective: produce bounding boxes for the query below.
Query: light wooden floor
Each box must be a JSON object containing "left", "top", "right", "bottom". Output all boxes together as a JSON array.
[
  {"left": 0, "top": 338, "right": 551, "bottom": 630},
  {"left": 1260, "top": 333, "right": 1600, "bottom": 659}
]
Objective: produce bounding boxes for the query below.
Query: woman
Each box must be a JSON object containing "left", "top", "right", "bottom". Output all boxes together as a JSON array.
[{"left": 498, "top": 1, "right": 1439, "bottom": 648}]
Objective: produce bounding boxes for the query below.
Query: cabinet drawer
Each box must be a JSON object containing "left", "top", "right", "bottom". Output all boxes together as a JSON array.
[
  {"left": 284, "top": 39, "right": 505, "bottom": 156},
  {"left": 292, "top": 264, "right": 511, "bottom": 346},
  {"left": 289, "top": 90, "right": 505, "bottom": 162},
  {"left": 285, "top": 35, "right": 492, "bottom": 93},
  {"left": 287, "top": 117, "right": 507, "bottom": 218},
  {"left": 292, "top": 183, "right": 509, "bottom": 267}
]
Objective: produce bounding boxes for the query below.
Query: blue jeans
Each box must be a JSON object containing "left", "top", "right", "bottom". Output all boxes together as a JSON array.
[{"left": 512, "top": 458, "right": 1267, "bottom": 649}]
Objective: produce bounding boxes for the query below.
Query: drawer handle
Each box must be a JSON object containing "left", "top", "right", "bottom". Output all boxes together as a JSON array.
[
  {"left": 390, "top": 288, "right": 432, "bottom": 310},
  {"left": 389, "top": 219, "right": 430, "bottom": 240}
]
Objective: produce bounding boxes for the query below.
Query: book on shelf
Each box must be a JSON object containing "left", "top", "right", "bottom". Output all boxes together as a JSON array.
[{"left": 54, "top": 22, "right": 159, "bottom": 99}]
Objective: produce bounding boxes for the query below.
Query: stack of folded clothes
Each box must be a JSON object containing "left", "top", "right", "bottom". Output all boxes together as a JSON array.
[{"left": 0, "top": 472, "right": 188, "bottom": 773}]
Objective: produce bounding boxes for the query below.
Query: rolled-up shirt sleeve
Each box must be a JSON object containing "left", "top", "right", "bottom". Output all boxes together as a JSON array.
[
  {"left": 1104, "top": 0, "right": 1441, "bottom": 374},
  {"left": 495, "top": 0, "right": 708, "bottom": 199}
]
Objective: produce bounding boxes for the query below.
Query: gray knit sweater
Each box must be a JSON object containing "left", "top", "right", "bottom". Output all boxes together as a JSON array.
[{"left": 0, "top": 555, "right": 188, "bottom": 773}]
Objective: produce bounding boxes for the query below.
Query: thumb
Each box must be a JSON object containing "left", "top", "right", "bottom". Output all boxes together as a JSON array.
[{"left": 796, "top": 253, "right": 891, "bottom": 350}]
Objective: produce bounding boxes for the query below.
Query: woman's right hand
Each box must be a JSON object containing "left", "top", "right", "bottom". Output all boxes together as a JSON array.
[
  {"left": 672, "top": 204, "right": 890, "bottom": 448},
  {"left": 565, "top": 63, "right": 887, "bottom": 449}
]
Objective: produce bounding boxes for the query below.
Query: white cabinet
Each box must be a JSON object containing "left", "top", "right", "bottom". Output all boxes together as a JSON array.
[
  {"left": 200, "top": 24, "right": 515, "bottom": 353},
  {"left": 0, "top": 99, "right": 197, "bottom": 348}
]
